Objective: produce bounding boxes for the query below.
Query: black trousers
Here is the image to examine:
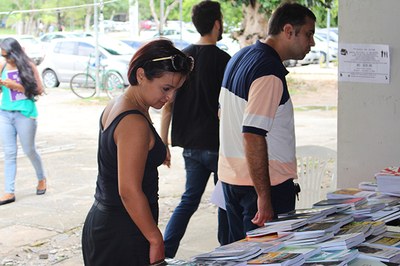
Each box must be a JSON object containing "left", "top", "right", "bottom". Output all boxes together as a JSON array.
[{"left": 82, "top": 200, "right": 158, "bottom": 266}]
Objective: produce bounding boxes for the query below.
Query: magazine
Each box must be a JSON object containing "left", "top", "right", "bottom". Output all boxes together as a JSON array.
[{"left": 7, "top": 70, "right": 27, "bottom": 101}]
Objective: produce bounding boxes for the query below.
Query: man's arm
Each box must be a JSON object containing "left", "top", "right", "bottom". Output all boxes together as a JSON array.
[
  {"left": 160, "top": 101, "right": 173, "bottom": 167},
  {"left": 243, "top": 132, "right": 274, "bottom": 226}
]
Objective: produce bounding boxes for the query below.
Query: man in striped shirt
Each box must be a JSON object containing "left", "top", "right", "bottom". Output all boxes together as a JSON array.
[{"left": 218, "top": 3, "right": 316, "bottom": 243}]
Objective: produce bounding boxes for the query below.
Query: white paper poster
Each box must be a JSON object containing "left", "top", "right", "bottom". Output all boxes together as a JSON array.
[{"left": 338, "top": 43, "right": 390, "bottom": 84}]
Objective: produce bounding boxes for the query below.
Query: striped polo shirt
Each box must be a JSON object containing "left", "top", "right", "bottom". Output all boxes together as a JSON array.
[{"left": 218, "top": 40, "right": 297, "bottom": 186}]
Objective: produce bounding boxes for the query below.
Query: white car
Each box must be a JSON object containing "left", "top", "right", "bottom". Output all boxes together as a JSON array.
[{"left": 39, "top": 37, "right": 135, "bottom": 88}]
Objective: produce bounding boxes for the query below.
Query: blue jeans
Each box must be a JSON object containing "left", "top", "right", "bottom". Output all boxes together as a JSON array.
[
  {"left": 0, "top": 110, "right": 45, "bottom": 194},
  {"left": 163, "top": 148, "right": 228, "bottom": 258},
  {"left": 222, "top": 179, "right": 296, "bottom": 243}
]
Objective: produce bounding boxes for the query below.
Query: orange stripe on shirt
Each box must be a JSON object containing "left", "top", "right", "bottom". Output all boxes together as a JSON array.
[
  {"left": 218, "top": 155, "right": 298, "bottom": 186},
  {"left": 245, "top": 76, "right": 283, "bottom": 119}
]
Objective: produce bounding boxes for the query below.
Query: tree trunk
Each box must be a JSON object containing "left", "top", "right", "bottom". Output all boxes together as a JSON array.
[
  {"left": 85, "top": 6, "right": 92, "bottom": 32},
  {"left": 233, "top": 1, "right": 270, "bottom": 48}
]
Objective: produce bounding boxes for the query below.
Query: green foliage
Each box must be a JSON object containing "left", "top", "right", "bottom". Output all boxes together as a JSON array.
[
  {"left": 221, "top": 0, "right": 338, "bottom": 29},
  {"left": 0, "top": 0, "right": 338, "bottom": 36}
]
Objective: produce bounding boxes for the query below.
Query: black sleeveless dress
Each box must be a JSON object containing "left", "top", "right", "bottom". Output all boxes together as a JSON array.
[{"left": 82, "top": 110, "right": 166, "bottom": 265}]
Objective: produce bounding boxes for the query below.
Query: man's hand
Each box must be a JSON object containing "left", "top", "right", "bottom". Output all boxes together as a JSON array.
[{"left": 251, "top": 196, "right": 274, "bottom": 226}]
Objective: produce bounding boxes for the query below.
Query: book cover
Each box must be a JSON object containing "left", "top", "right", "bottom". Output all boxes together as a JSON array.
[
  {"left": 365, "top": 231, "right": 400, "bottom": 249},
  {"left": 313, "top": 197, "right": 367, "bottom": 208},
  {"left": 337, "top": 221, "right": 376, "bottom": 237},
  {"left": 194, "top": 246, "right": 262, "bottom": 261},
  {"left": 277, "top": 245, "right": 322, "bottom": 260},
  {"left": 246, "top": 232, "right": 293, "bottom": 243},
  {"left": 216, "top": 240, "right": 283, "bottom": 254},
  {"left": 293, "top": 221, "right": 342, "bottom": 236},
  {"left": 348, "top": 258, "right": 400, "bottom": 266},
  {"left": 305, "top": 249, "right": 359, "bottom": 263},
  {"left": 246, "top": 226, "right": 281, "bottom": 238},
  {"left": 7, "top": 70, "right": 27, "bottom": 101},
  {"left": 327, "top": 188, "right": 377, "bottom": 199},
  {"left": 247, "top": 252, "right": 305, "bottom": 265},
  {"left": 357, "top": 244, "right": 400, "bottom": 263},
  {"left": 284, "top": 232, "right": 334, "bottom": 246}
]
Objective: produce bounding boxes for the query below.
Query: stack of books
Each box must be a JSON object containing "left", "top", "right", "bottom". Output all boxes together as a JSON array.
[
  {"left": 364, "top": 231, "right": 400, "bottom": 250},
  {"left": 292, "top": 221, "right": 344, "bottom": 236},
  {"left": 277, "top": 245, "right": 322, "bottom": 260},
  {"left": 264, "top": 218, "right": 308, "bottom": 231},
  {"left": 358, "top": 181, "right": 378, "bottom": 191},
  {"left": 315, "top": 232, "right": 365, "bottom": 250},
  {"left": 284, "top": 232, "right": 334, "bottom": 246},
  {"left": 246, "top": 251, "right": 305, "bottom": 266},
  {"left": 357, "top": 244, "right": 400, "bottom": 263},
  {"left": 246, "top": 232, "right": 294, "bottom": 243},
  {"left": 337, "top": 221, "right": 387, "bottom": 238},
  {"left": 323, "top": 213, "right": 354, "bottom": 226},
  {"left": 279, "top": 206, "right": 338, "bottom": 219},
  {"left": 304, "top": 249, "right": 359, "bottom": 265},
  {"left": 368, "top": 194, "right": 400, "bottom": 207},
  {"left": 363, "top": 206, "right": 400, "bottom": 223},
  {"left": 312, "top": 197, "right": 368, "bottom": 209},
  {"left": 215, "top": 240, "right": 284, "bottom": 254},
  {"left": 193, "top": 246, "right": 262, "bottom": 263},
  {"left": 327, "top": 188, "right": 378, "bottom": 199},
  {"left": 337, "top": 221, "right": 374, "bottom": 237},
  {"left": 375, "top": 167, "right": 400, "bottom": 196}
]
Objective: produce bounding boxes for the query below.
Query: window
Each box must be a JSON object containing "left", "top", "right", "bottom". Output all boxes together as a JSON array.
[
  {"left": 77, "top": 42, "right": 94, "bottom": 56},
  {"left": 54, "top": 41, "right": 75, "bottom": 55}
]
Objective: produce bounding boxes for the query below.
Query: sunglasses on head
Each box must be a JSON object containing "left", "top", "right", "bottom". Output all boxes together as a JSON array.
[{"left": 151, "top": 54, "right": 194, "bottom": 72}]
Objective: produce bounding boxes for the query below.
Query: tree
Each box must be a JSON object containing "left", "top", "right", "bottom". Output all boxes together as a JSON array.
[
  {"left": 221, "top": 0, "right": 337, "bottom": 47},
  {"left": 147, "top": 0, "right": 180, "bottom": 34}
]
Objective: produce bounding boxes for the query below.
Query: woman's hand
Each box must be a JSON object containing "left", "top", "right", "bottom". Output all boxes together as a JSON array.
[
  {"left": 149, "top": 236, "right": 165, "bottom": 265},
  {"left": 162, "top": 145, "right": 171, "bottom": 168},
  {"left": 0, "top": 78, "right": 19, "bottom": 91}
]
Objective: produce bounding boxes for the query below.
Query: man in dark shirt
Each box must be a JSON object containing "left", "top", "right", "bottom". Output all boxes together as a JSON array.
[{"left": 161, "top": 0, "right": 231, "bottom": 258}]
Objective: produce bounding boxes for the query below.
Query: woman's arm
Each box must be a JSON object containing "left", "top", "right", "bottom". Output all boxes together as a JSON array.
[{"left": 114, "top": 114, "right": 164, "bottom": 264}]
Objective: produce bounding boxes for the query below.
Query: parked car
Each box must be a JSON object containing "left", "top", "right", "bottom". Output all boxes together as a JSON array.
[
  {"left": 120, "top": 39, "right": 143, "bottom": 52},
  {"left": 313, "top": 33, "right": 338, "bottom": 63},
  {"left": 0, "top": 34, "right": 45, "bottom": 65},
  {"left": 39, "top": 32, "right": 92, "bottom": 43},
  {"left": 316, "top": 28, "right": 339, "bottom": 43},
  {"left": 284, "top": 47, "right": 321, "bottom": 67},
  {"left": 38, "top": 37, "right": 135, "bottom": 88}
]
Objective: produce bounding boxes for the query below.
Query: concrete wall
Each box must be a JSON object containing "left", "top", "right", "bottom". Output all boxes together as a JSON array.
[{"left": 337, "top": 0, "right": 400, "bottom": 188}]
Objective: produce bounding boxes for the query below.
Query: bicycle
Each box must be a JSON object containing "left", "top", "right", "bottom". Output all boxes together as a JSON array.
[{"left": 69, "top": 55, "right": 126, "bottom": 99}]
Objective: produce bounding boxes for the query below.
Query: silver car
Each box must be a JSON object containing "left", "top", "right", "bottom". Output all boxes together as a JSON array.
[{"left": 39, "top": 37, "right": 135, "bottom": 88}]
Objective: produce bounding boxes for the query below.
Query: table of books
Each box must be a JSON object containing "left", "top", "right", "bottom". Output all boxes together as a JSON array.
[{"left": 165, "top": 186, "right": 400, "bottom": 266}]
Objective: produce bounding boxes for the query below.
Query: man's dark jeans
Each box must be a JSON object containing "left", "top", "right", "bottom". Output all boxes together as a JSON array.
[
  {"left": 163, "top": 148, "right": 229, "bottom": 258},
  {"left": 222, "top": 178, "right": 296, "bottom": 243}
]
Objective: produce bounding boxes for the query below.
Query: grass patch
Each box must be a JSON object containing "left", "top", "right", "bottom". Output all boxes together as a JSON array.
[
  {"left": 287, "top": 76, "right": 318, "bottom": 95},
  {"left": 294, "top": 106, "right": 337, "bottom": 111}
]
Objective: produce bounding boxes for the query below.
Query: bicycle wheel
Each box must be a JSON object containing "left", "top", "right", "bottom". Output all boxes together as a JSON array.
[
  {"left": 105, "top": 71, "right": 126, "bottom": 99},
  {"left": 70, "top": 73, "right": 96, "bottom": 99}
]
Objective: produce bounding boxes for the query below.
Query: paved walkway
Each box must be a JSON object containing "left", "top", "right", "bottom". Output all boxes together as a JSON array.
[{"left": 0, "top": 67, "right": 337, "bottom": 265}]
